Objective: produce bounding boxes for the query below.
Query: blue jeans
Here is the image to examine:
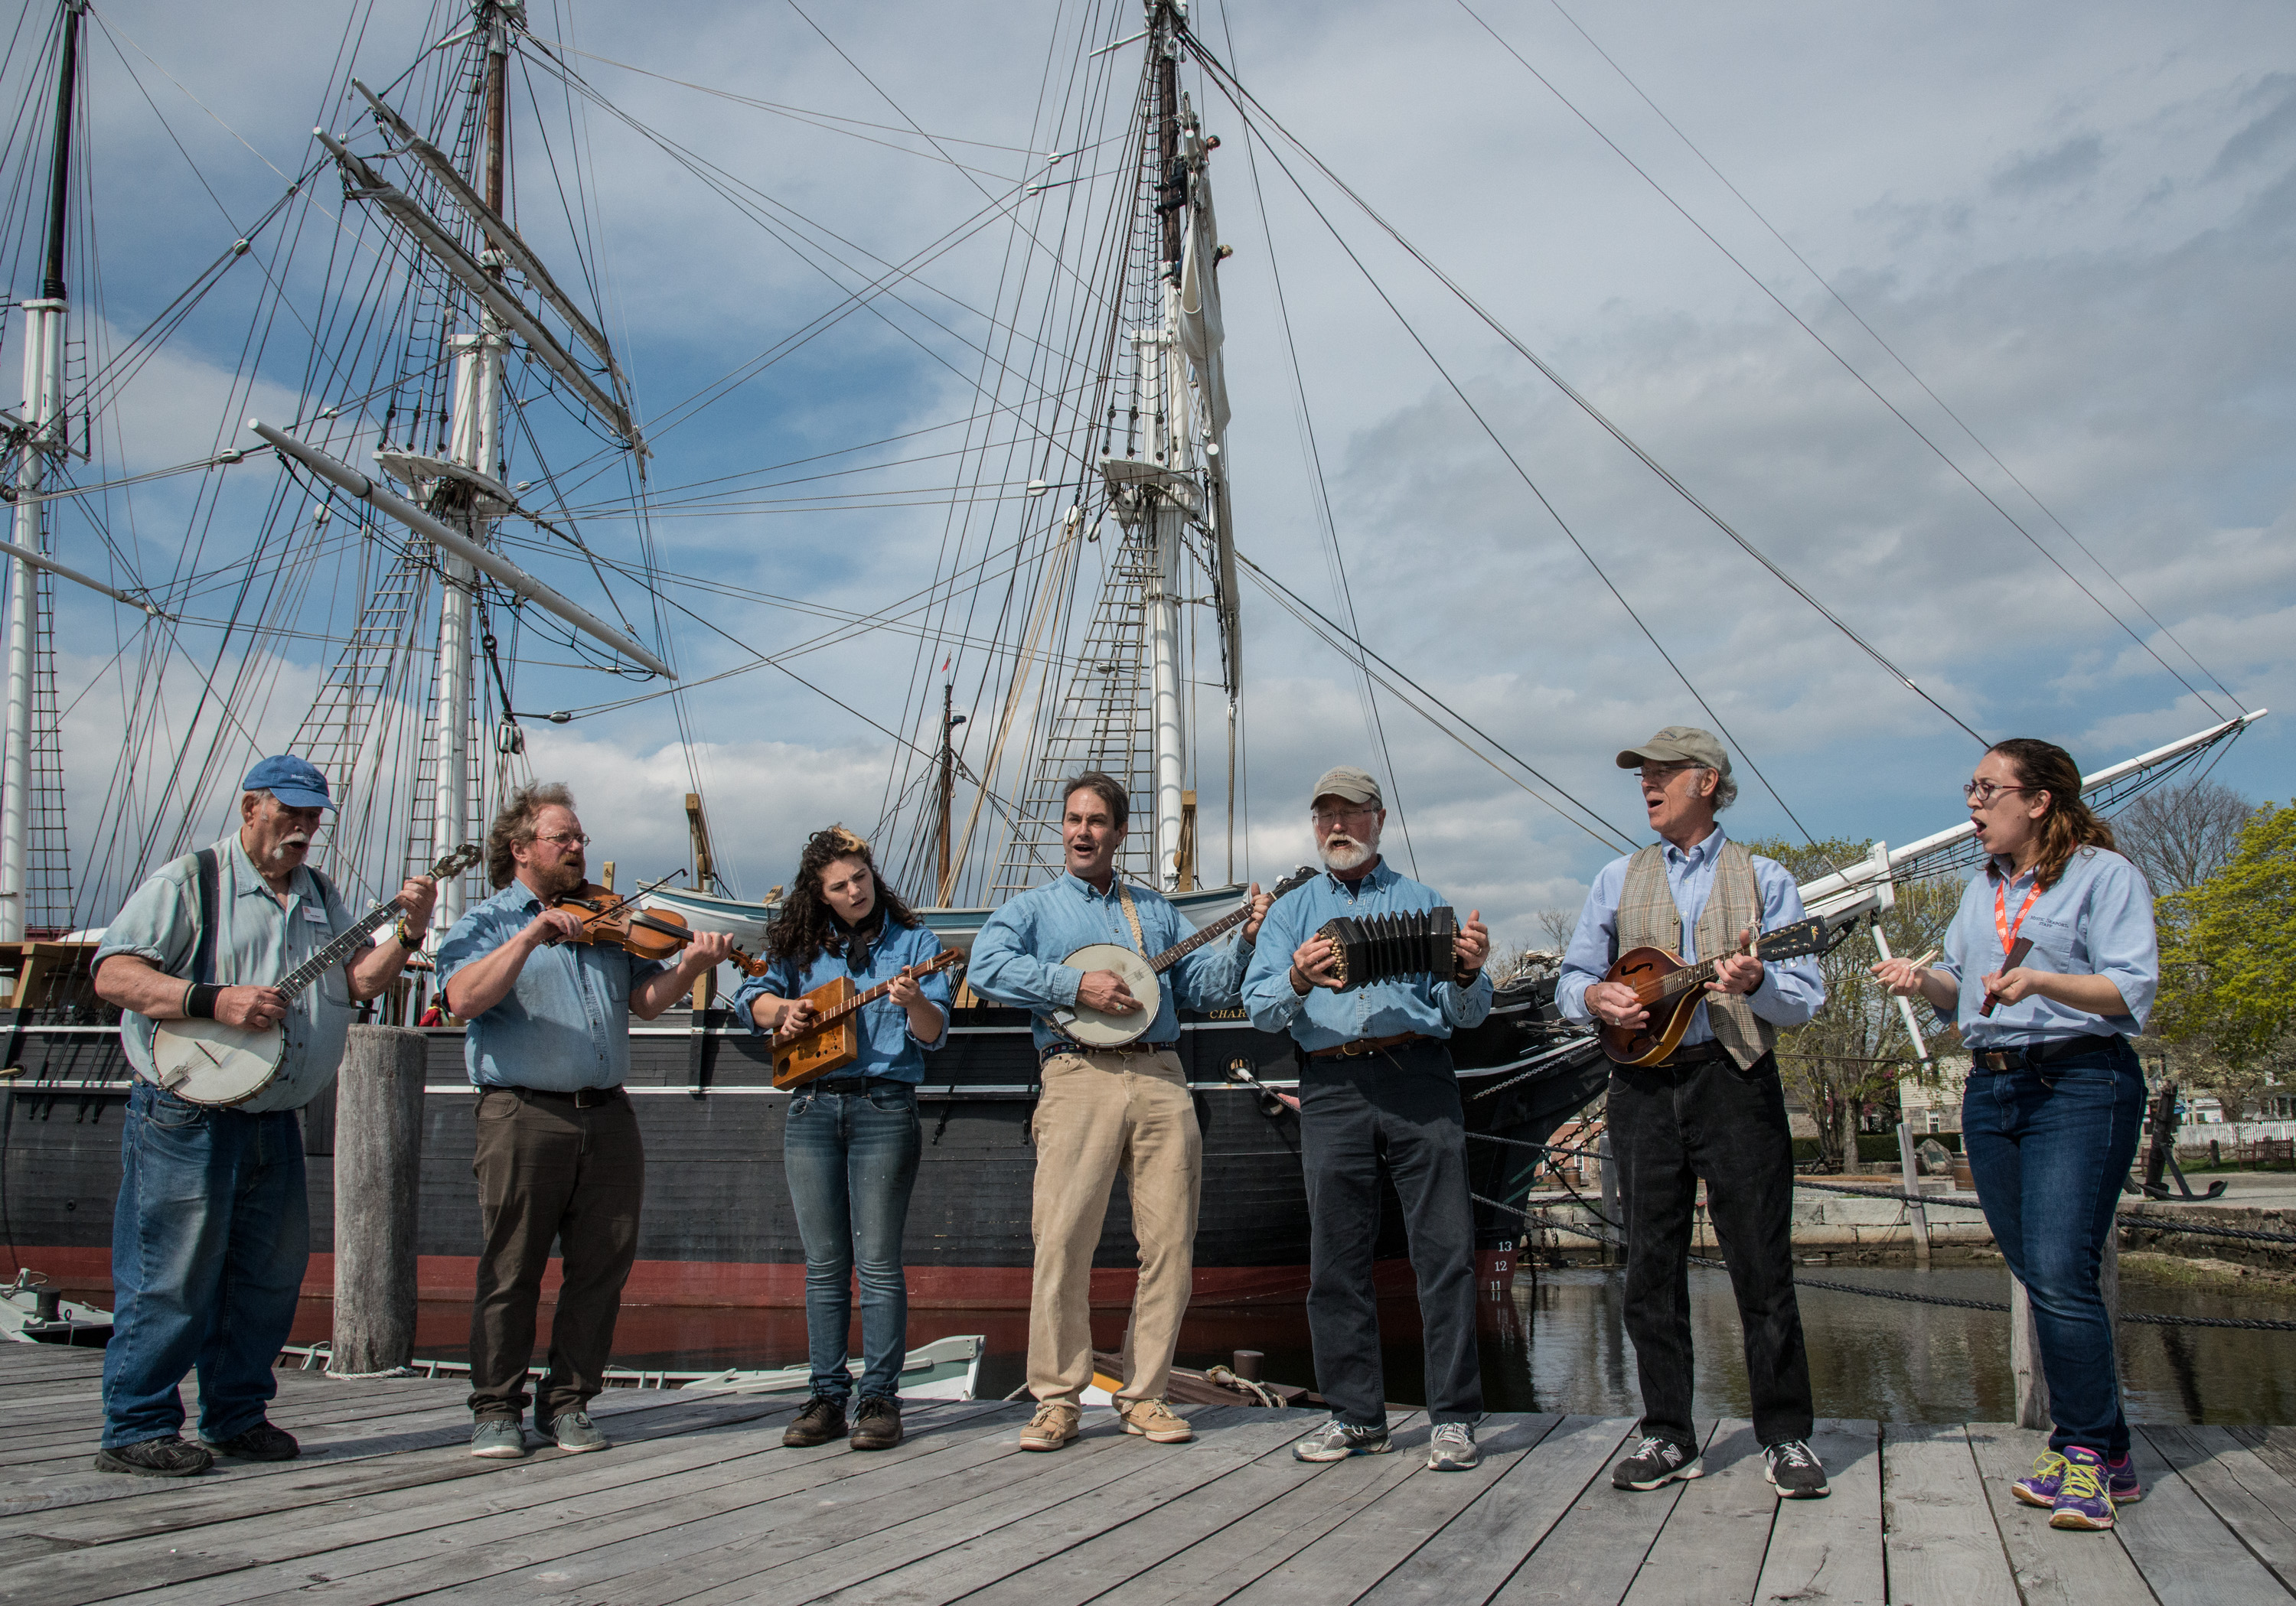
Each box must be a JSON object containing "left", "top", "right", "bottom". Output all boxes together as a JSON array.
[
  {"left": 1962, "top": 1034, "right": 2144, "bottom": 1461},
  {"left": 784, "top": 1079, "right": 921, "bottom": 1403},
  {"left": 102, "top": 1080, "right": 310, "bottom": 1448}
]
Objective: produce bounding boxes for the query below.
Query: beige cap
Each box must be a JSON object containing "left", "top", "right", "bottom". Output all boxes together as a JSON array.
[
  {"left": 1310, "top": 765, "right": 1383, "bottom": 806},
  {"left": 1616, "top": 726, "right": 1730, "bottom": 774}
]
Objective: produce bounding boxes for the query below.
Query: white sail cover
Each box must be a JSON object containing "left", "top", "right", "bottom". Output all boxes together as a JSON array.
[{"left": 1178, "top": 165, "right": 1230, "bottom": 439}]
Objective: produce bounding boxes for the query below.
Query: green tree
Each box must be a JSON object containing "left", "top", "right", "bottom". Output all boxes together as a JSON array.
[
  {"left": 2155, "top": 800, "right": 2296, "bottom": 1084},
  {"left": 1743, "top": 837, "right": 1963, "bottom": 1171}
]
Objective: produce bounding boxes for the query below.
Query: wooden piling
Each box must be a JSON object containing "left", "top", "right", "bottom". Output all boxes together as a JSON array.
[
  {"left": 1896, "top": 1121, "right": 1932, "bottom": 1267},
  {"left": 330, "top": 1024, "right": 426, "bottom": 1377}
]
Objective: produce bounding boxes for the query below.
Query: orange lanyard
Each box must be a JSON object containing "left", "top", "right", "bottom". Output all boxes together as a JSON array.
[{"left": 1994, "top": 876, "right": 2041, "bottom": 960}]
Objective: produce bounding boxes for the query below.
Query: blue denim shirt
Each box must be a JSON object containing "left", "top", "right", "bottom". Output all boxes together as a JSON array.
[
  {"left": 969, "top": 873, "right": 1251, "bottom": 1053},
  {"left": 1554, "top": 827, "right": 1824, "bottom": 1045},
  {"left": 94, "top": 831, "right": 362, "bottom": 1112},
  {"left": 1241, "top": 861, "right": 1493, "bottom": 1052},
  {"left": 1936, "top": 848, "right": 2157, "bottom": 1049},
  {"left": 730, "top": 917, "right": 951, "bottom": 1084},
  {"left": 435, "top": 881, "right": 667, "bottom": 1090}
]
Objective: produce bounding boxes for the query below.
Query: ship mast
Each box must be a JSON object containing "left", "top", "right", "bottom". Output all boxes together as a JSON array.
[{"left": 1, "top": 0, "right": 80, "bottom": 943}]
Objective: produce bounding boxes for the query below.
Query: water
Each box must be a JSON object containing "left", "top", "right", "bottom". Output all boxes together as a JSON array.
[{"left": 255, "top": 1261, "right": 2296, "bottom": 1425}]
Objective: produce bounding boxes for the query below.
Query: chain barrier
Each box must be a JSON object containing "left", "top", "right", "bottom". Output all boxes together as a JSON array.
[{"left": 1475, "top": 1194, "right": 2296, "bottom": 1333}]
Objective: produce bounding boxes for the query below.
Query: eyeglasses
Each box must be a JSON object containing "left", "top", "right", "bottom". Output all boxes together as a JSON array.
[
  {"left": 1636, "top": 765, "right": 1693, "bottom": 787},
  {"left": 1961, "top": 781, "right": 2036, "bottom": 806},
  {"left": 535, "top": 831, "right": 592, "bottom": 849},
  {"left": 1311, "top": 805, "right": 1378, "bottom": 826}
]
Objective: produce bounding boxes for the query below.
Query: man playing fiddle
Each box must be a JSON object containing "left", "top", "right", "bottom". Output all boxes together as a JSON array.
[{"left": 435, "top": 782, "right": 730, "bottom": 1459}]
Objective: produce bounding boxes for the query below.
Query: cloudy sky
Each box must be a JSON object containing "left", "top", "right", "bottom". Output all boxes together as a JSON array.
[{"left": 11, "top": 0, "right": 2293, "bottom": 948}]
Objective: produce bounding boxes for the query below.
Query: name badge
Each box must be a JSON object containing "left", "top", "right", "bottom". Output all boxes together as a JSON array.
[{"left": 303, "top": 907, "right": 328, "bottom": 924}]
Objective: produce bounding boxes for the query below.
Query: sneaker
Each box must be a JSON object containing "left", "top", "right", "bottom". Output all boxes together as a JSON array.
[
  {"left": 1764, "top": 1439, "right": 1831, "bottom": 1499},
  {"left": 1612, "top": 1435, "right": 1704, "bottom": 1490},
  {"left": 1020, "top": 1401, "right": 1081, "bottom": 1452},
  {"left": 2050, "top": 1447, "right": 2115, "bottom": 1531},
  {"left": 93, "top": 1435, "right": 213, "bottom": 1477},
  {"left": 468, "top": 1419, "right": 527, "bottom": 1459},
  {"left": 198, "top": 1421, "right": 299, "bottom": 1461},
  {"left": 1427, "top": 1422, "right": 1480, "bottom": 1471},
  {"left": 851, "top": 1396, "right": 904, "bottom": 1451},
  {"left": 546, "top": 1411, "right": 609, "bottom": 1454},
  {"left": 1119, "top": 1399, "right": 1193, "bottom": 1444},
  {"left": 2016, "top": 1448, "right": 2144, "bottom": 1508},
  {"left": 783, "top": 1396, "right": 847, "bottom": 1448},
  {"left": 1291, "top": 1416, "right": 1393, "bottom": 1463}
]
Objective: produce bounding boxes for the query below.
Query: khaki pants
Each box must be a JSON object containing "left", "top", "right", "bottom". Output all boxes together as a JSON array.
[{"left": 1028, "top": 1049, "right": 1201, "bottom": 1406}]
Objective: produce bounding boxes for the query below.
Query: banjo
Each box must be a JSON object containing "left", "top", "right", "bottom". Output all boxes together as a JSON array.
[
  {"left": 1050, "top": 867, "right": 1316, "bottom": 1049},
  {"left": 151, "top": 842, "right": 481, "bottom": 1106}
]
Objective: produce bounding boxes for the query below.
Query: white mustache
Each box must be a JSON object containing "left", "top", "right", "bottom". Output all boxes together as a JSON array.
[{"left": 267, "top": 834, "right": 311, "bottom": 860}]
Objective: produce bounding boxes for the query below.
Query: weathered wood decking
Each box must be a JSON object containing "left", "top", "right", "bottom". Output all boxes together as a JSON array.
[{"left": 1, "top": 1344, "right": 2291, "bottom": 1605}]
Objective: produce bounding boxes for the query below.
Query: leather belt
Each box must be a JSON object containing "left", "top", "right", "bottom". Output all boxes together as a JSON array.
[
  {"left": 1309, "top": 1031, "right": 1430, "bottom": 1059},
  {"left": 1655, "top": 1041, "right": 1730, "bottom": 1068},
  {"left": 1975, "top": 1035, "right": 2118, "bottom": 1072},
  {"left": 1041, "top": 1041, "right": 1179, "bottom": 1064},
  {"left": 500, "top": 1084, "right": 625, "bottom": 1109}
]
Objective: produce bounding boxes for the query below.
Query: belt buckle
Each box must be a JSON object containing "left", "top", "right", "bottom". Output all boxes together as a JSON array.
[{"left": 1338, "top": 1038, "right": 1373, "bottom": 1058}]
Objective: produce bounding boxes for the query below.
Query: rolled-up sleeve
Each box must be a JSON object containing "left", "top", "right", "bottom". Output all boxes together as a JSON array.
[
  {"left": 968, "top": 899, "right": 1079, "bottom": 1013},
  {"left": 95, "top": 863, "right": 197, "bottom": 981},
  {"left": 909, "top": 930, "right": 954, "bottom": 1049},
  {"left": 1436, "top": 969, "right": 1493, "bottom": 1030},
  {"left": 1554, "top": 861, "right": 1626, "bottom": 1026},
  {"left": 2084, "top": 858, "right": 2158, "bottom": 1029},
  {"left": 732, "top": 956, "right": 800, "bottom": 1037}
]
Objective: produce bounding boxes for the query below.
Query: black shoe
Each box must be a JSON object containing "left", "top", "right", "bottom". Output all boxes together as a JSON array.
[
  {"left": 1613, "top": 1435, "right": 1704, "bottom": 1490},
  {"left": 199, "top": 1421, "right": 300, "bottom": 1461},
  {"left": 1764, "top": 1439, "right": 1831, "bottom": 1499},
  {"left": 93, "top": 1435, "right": 214, "bottom": 1477},
  {"left": 783, "top": 1395, "right": 847, "bottom": 1448},
  {"left": 851, "top": 1396, "right": 903, "bottom": 1451}
]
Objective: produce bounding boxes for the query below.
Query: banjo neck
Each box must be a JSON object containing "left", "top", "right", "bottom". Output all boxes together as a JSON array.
[
  {"left": 272, "top": 897, "right": 405, "bottom": 1002},
  {"left": 1140, "top": 898, "right": 1254, "bottom": 977}
]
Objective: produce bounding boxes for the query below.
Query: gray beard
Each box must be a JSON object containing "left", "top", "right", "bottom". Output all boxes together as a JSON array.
[{"left": 1319, "top": 835, "right": 1375, "bottom": 873}]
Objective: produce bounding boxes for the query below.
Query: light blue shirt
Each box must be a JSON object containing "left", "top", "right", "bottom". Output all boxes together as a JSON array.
[
  {"left": 435, "top": 881, "right": 667, "bottom": 1091},
  {"left": 731, "top": 917, "right": 951, "bottom": 1084},
  {"left": 1556, "top": 827, "right": 1823, "bottom": 1043},
  {"left": 969, "top": 873, "right": 1251, "bottom": 1054},
  {"left": 1935, "top": 847, "right": 2156, "bottom": 1049},
  {"left": 1241, "top": 860, "right": 1492, "bottom": 1052},
  {"left": 95, "top": 831, "right": 363, "bottom": 1112}
]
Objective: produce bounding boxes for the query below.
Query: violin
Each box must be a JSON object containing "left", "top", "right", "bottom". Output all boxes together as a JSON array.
[{"left": 551, "top": 884, "right": 772, "bottom": 976}]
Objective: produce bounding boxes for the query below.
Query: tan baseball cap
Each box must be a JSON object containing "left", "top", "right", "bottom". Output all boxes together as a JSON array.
[
  {"left": 1310, "top": 765, "right": 1383, "bottom": 806},
  {"left": 1616, "top": 726, "right": 1730, "bottom": 775}
]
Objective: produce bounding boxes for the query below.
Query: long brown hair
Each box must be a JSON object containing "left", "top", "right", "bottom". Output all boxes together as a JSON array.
[
  {"left": 765, "top": 825, "right": 921, "bottom": 969},
  {"left": 1989, "top": 738, "right": 2115, "bottom": 888}
]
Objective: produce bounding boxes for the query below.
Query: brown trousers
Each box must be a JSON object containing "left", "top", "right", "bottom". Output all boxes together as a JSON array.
[
  {"left": 1028, "top": 1049, "right": 1202, "bottom": 1406},
  {"left": 467, "top": 1087, "right": 644, "bottom": 1424}
]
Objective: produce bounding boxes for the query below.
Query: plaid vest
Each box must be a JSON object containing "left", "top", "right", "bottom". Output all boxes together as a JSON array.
[{"left": 1616, "top": 838, "right": 1775, "bottom": 1070}]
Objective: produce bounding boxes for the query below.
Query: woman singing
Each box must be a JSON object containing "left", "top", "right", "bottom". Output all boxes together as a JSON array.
[
  {"left": 1874, "top": 738, "right": 2157, "bottom": 1533},
  {"left": 735, "top": 826, "right": 950, "bottom": 1452}
]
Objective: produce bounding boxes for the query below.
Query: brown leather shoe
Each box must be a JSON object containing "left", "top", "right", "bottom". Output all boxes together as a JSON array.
[
  {"left": 1019, "top": 1401, "right": 1080, "bottom": 1451},
  {"left": 851, "top": 1396, "right": 903, "bottom": 1450},
  {"left": 1118, "top": 1399, "right": 1192, "bottom": 1443},
  {"left": 783, "top": 1396, "right": 846, "bottom": 1448}
]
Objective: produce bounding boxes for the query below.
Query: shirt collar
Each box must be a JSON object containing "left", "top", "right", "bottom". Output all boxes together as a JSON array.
[
  {"left": 225, "top": 830, "right": 301, "bottom": 901},
  {"left": 1324, "top": 858, "right": 1393, "bottom": 894},
  {"left": 1663, "top": 826, "right": 1727, "bottom": 869}
]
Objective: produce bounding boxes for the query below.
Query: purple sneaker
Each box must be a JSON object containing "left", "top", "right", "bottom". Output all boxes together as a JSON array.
[
  {"left": 2016, "top": 1448, "right": 2143, "bottom": 1508},
  {"left": 2049, "top": 1447, "right": 2115, "bottom": 1531}
]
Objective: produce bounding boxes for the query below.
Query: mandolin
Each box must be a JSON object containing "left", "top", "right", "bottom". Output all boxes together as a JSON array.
[
  {"left": 772, "top": 948, "right": 967, "bottom": 1090},
  {"left": 1597, "top": 916, "right": 1831, "bottom": 1066}
]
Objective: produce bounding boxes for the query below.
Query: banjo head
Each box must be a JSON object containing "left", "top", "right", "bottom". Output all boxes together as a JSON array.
[
  {"left": 1061, "top": 943, "right": 1160, "bottom": 1048},
  {"left": 152, "top": 1019, "right": 286, "bottom": 1106}
]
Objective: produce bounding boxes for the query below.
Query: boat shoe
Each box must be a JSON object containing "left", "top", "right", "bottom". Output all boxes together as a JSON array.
[
  {"left": 1020, "top": 1401, "right": 1081, "bottom": 1451},
  {"left": 2014, "top": 1448, "right": 2143, "bottom": 1508},
  {"left": 468, "top": 1418, "right": 528, "bottom": 1459},
  {"left": 1119, "top": 1399, "right": 1192, "bottom": 1443},
  {"left": 2048, "top": 1447, "right": 2117, "bottom": 1531},
  {"left": 548, "top": 1411, "right": 610, "bottom": 1453}
]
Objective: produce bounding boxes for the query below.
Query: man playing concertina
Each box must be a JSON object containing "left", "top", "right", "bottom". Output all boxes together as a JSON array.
[
  {"left": 968, "top": 770, "right": 1269, "bottom": 1453},
  {"left": 91, "top": 756, "right": 438, "bottom": 1476},
  {"left": 1241, "top": 765, "right": 1494, "bottom": 1474},
  {"left": 1556, "top": 727, "right": 1831, "bottom": 1500},
  {"left": 437, "top": 782, "right": 729, "bottom": 1460}
]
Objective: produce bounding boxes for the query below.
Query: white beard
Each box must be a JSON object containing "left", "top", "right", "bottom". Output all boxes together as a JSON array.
[{"left": 1319, "top": 832, "right": 1377, "bottom": 873}]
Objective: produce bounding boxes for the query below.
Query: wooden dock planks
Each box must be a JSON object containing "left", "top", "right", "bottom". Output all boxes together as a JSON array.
[{"left": 0, "top": 1346, "right": 2291, "bottom": 1604}]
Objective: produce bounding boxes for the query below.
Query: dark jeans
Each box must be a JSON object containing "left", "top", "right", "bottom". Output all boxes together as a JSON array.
[
  {"left": 784, "top": 1078, "right": 923, "bottom": 1402},
  {"left": 102, "top": 1082, "right": 308, "bottom": 1448},
  {"left": 467, "top": 1087, "right": 644, "bottom": 1425},
  {"left": 1609, "top": 1051, "right": 1812, "bottom": 1451},
  {"left": 1962, "top": 1034, "right": 2144, "bottom": 1461},
  {"left": 1299, "top": 1041, "right": 1482, "bottom": 1427}
]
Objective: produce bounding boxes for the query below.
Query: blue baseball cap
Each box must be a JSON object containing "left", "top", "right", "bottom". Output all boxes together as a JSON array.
[{"left": 241, "top": 754, "right": 335, "bottom": 810}]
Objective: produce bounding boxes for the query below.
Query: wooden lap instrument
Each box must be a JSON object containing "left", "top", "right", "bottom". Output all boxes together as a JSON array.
[
  {"left": 773, "top": 949, "right": 967, "bottom": 1090},
  {"left": 152, "top": 842, "right": 482, "bottom": 1106},
  {"left": 1054, "top": 867, "right": 1317, "bottom": 1050},
  {"left": 1598, "top": 916, "right": 1830, "bottom": 1066}
]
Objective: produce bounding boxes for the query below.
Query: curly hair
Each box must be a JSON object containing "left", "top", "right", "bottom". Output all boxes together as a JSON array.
[
  {"left": 1988, "top": 738, "right": 2115, "bottom": 889},
  {"left": 765, "top": 825, "right": 921, "bottom": 969},
  {"left": 487, "top": 780, "right": 576, "bottom": 888}
]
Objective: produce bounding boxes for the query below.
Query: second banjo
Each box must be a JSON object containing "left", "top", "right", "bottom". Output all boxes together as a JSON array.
[{"left": 1052, "top": 867, "right": 1317, "bottom": 1049}]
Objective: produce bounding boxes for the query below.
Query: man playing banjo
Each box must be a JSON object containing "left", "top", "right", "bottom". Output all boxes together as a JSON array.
[
  {"left": 90, "top": 756, "right": 439, "bottom": 1475},
  {"left": 969, "top": 770, "right": 1270, "bottom": 1452}
]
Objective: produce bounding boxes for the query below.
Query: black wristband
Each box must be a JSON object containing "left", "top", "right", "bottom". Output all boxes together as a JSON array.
[{"left": 185, "top": 982, "right": 222, "bottom": 1019}]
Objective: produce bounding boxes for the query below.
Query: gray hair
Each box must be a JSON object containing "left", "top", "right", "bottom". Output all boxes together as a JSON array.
[{"left": 1703, "top": 768, "right": 1739, "bottom": 812}]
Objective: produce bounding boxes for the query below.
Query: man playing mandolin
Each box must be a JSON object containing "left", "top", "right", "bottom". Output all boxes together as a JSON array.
[
  {"left": 969, "top": 771, "right": 1270, "bottom": 1453},
  {"left": 436, "top": 782, "right": 731, "bottom": 1461},
  {"left": 1556, "top": 728, "right": 1829, "bottom": 1500},
  {"left": 90, "top": 755, "right": 439, "bottom": 1476}
]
